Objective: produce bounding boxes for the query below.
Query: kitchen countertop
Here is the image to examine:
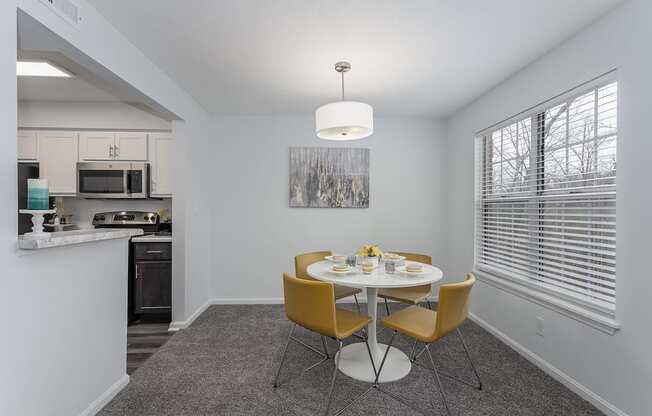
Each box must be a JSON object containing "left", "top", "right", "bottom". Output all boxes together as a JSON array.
[
  {"left": 18, "top": 228, "right": 143, "bottom": 250},
  {"left": 131, "top": 234, "right": 172, "bottom": 243}
]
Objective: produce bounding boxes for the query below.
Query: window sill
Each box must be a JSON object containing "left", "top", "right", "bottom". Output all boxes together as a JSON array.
[{"left": 473, "top": 269, "right": 620, "bottom": 335}]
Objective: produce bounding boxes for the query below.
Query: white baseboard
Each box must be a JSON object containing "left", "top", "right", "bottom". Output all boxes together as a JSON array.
[
  {"left": 469, "top": 313, "right": 628, "bottom": 416},
  {"left": 168, "top": 299, "right": 213, "bottom": 332},
  {"left": 169, "top": 295, "right": 439, "bottom": 332},
  {"left": 211, "top": 297, "right": 284, "bottom": 304},
  {"left": 79, "top": 374, "right": 129, "bottom": 416}
]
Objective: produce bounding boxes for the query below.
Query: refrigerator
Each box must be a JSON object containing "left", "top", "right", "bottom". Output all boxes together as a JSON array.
[{"left": 17, "top": 162, "right": 40, "bottom": 235}]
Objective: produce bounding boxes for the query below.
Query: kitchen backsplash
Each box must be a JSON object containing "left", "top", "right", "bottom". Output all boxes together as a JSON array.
[{"left": 61, "top": 197, "right": 172, "bottom": 229}]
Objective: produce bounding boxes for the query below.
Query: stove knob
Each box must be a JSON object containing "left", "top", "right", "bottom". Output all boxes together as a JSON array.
[{"left": 144, "top": 216, "right": 150, "bottom": 221}]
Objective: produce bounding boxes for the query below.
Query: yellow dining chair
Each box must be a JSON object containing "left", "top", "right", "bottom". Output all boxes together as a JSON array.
[
  {"left": 378, "top": 252, "right": 434, "bottom": 316},
  {"left": 273, "top": 274, "right": 375, "bottom": 415},
  {"left": 295, "top": 251, "right": 363, "bottom": 313},
  {"left": 375, "top": 273, "right": 482, "bottom": 416}
]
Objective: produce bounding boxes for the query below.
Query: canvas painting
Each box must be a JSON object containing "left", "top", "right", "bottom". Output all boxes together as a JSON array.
[{"left": 289, "top": 147, "right": 370, "bottom": 208}]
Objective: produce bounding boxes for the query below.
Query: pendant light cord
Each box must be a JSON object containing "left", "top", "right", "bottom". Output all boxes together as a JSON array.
[{"left": 341, "top": 71, "right": 345, "bottom": 101}]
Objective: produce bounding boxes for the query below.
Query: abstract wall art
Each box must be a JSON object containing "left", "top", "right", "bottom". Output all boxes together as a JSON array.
[{"left": 289, "top": 147, "right": 370, "bottom": 208}]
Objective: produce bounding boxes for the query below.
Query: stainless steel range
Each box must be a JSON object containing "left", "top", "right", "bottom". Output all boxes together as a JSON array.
[
  {"left": 93, "top": 211, "right": 172, "bottom": 323},
  {"left": 93, "top": 210, "right": 159, "bottom": 230}
]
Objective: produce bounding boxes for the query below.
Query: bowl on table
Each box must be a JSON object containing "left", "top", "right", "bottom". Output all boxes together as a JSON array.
[
  {"left": 325, "top": 254, "right": 347, "bottom": 264},
  {"left": 402, "top": 263, "right": 425, "bottom": 276},
  {"left": 330, "top": 263, "right": 352, "bottom": 275},
  {"left": 383, "top": 253, "right": 405, "bottom": 262}
]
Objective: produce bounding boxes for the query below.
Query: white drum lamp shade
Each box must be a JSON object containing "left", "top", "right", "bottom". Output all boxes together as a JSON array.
[{"left": 315, "top": 101, "right": 373, "bottom": 140}]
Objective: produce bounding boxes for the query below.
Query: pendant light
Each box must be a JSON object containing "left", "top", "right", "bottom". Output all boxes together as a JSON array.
[{"left": 315, "top": 61, "right": 373, "bottom": 140}]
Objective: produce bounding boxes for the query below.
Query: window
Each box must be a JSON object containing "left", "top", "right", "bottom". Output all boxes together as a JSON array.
[{"left": 475, "top": 77, "right": 617, "bottom": 320}]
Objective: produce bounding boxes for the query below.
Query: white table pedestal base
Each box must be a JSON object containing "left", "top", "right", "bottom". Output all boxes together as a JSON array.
[{"left": 335, "top": 342, "right": 411, "bottom": 383}]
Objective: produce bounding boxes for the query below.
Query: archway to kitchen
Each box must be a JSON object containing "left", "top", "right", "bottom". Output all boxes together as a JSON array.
[{"left": 13, "top": 4, "right": 212, "bottom": 383}]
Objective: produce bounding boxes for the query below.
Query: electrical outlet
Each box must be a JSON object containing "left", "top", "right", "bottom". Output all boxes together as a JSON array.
[{"left": 536, "top": 316, "right": 544, "bottom": 337}]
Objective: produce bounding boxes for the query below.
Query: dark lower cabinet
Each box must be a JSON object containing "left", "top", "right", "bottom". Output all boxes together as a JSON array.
[{"left": 133, "top": 242, "right": 172, "bottom": 316}]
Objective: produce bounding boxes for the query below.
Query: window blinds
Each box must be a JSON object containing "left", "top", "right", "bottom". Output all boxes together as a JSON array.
[{"left": 475, "top": 79, "right": 617, "bottom": 310}]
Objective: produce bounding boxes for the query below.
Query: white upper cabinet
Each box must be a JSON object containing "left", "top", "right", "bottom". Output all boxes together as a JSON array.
[
  {"left": 79, "top": 131, "right": 115, "bottom": 160},
  {"left": 38, "top": 131, "right": 78, "bottom": 196},
  {"left": 79, "top": 131, "right": 148, "bottom": 161},
  {"left": 17, "top": 130, "right": 38, "bottom": 160},
  {"left": 149, "top": 133, "right": 173, "bottom": 198},
  {"left": 115, "top": 132, "right": 148, "bottom": 161}
]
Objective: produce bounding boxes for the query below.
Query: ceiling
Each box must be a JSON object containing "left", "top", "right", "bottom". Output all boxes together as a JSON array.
[{"left": 87, "top": 0, "right": 622, "bottom": 118}]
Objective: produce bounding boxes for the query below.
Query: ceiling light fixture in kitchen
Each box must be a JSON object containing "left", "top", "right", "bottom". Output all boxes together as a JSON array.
[
  {"left": 17, "top": 61, "right": 72, "bottom": 77},
  {"left": 315, "top": 61, "right": 373, "bottom": 140}
]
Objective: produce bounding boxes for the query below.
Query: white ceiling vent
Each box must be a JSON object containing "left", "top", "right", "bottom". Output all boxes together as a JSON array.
[{"left": 39, "top": 0, "right": 81, "bottom": 26}]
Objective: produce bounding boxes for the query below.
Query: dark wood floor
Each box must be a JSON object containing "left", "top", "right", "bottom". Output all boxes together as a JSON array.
[{"left": 127, "top": 322, "right": 173, "bottom": 375}]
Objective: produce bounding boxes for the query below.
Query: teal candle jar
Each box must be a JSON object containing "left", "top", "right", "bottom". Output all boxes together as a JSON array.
[{"left": 27, "top": 179, "right": 49, "bottom": 210}]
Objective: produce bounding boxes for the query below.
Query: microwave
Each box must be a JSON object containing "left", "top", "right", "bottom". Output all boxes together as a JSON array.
[{"left": 77, "top": 162, "right": 150, "bottom": 199}]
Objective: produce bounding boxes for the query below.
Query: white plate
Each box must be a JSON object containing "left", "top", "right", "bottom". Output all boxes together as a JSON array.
[
  {"left": 325, "top": 255, "right": 348, "bottom": 263},
  {"left": 382, "top": 255, "right": 406, "bottom": 262},
  {"left": 329, "top": 269, "right": 354, "bottom": 276},
  {"left": 330, "top": 266, "right": 354, "bottom": 275},
  {"left": 396, "top": 266, "right": 427, "bottom": 276}
]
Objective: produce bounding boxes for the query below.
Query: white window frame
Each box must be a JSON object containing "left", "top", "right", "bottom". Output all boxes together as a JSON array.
[{"left": 473, "top": 71, "right": 620, "bottom": 335}]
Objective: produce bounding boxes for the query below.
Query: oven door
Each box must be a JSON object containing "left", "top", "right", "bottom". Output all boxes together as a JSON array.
[{"left": 77, "top": 162, "right": 149, "bottom": 198}]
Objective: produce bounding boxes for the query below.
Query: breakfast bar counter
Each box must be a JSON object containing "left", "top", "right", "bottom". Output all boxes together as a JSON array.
[{"left": 18, "top": 228, "right": 143, "bottom": 250}]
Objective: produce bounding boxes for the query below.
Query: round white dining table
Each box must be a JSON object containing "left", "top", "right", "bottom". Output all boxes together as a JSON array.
[{"left": 307, "top": 260, "right": 443, "bottom": 383}]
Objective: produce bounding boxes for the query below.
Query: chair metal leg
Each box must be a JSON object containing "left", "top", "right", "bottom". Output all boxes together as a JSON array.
[
  {"left": 353, "top": 294, "right": 362, "bottom": 314},
  {"left": 412, "top": 330, "right": 483, "bottom": 391},
  {"left": 425, "top": 343, "right": 452, "bottom": 416},
  {"left": 274, "top": 325, "right": 331, "bottom": 388},
  {"left": 333, "top": 386, "right": 374, "bottom": 416},
  {"left": 321, "top": 335, "right": 330, "bottom": 359},
  {"left": 457, "top": 328, "right": 482, "bottom": 390},
  {"left": 374, "top": 330, "right": 396, "bottom": 385},
  {"left": 273, "top": 324, "right": 295, "bottom": 388},
  {"left": 324, "top": 340, "right": 343, "bottom": 416},
  {"left": 413, "top": 343, "right": 427, "bottom": 361},
  {"left": 426, "top": 300, "right": 433, "bottom": 310},
  {"left": 329, "top": 337, "right": 379, "bottom": 416},
  {"left": 290, "top": 334, "right": 328, "bottom": 358},
  {"left": 363, "top": 337, "right": 378, "bottom": 378},
  {"left": 384, "top": 298, "right": 391, "bottom": 316},
  {"left": 409, "top": 338, "right": 419, "bottom": 361}
]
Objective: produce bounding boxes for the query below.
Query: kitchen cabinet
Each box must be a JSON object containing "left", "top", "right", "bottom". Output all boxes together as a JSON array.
[
  {"left": 133, "top": 242, "right": 172, "bottom": 315},
  {"left": 116, "top": 132, "right": 148, "bottom": 161},
  {"left": 17, "top": 130, "right": 38, "bottom": 160},
  {"left": 38, "top": 131, "right": 78, "bottom": 196},
  {"left": 149, "top": 133, "right": 173, "bottom": 197},
  {"left": 79, "top": 131, "right": 114, "bottom": 160},
  {"left": 79, "top": 131, "right": 147, "bottom": 161}
]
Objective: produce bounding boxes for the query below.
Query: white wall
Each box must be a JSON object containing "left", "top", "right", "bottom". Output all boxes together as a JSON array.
[
  {"left": 1, "top": 240, "right": 131, "bottom": 416},
  {"left": 445, "top": 1, "right": 651, "bottom": 415},
  {"left": 2, "top": 1, "right": 214, "bottom": 415},
  {"left": 18, "top": 100, "right": 172, "bottom": 130},
  {"left": 209, "top": 115, "right": 447, "bottom": 301},
  {"left": 1, "top": 7, "right": 131, "bottom": 414}
]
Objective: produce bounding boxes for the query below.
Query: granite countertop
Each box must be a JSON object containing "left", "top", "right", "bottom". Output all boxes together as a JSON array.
[
  {"left": 131, "top": 235, "right": 172, "bottom": 243},
  {"left": 18, "top": 228, "right": 144, "bottom": 250}
]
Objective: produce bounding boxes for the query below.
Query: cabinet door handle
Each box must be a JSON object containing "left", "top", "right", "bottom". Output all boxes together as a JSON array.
[
  {"left": 135, "top": 264, "right": 140, "bottom": 279},
  {"left": 146, "top": 250, "right": 163, "bottom": 254},
  {"left": 109, "top": 145, "right": 113, "bottom": 157},
  {"left": 114, "top": 145, "right": 119, "bottom": 158}
]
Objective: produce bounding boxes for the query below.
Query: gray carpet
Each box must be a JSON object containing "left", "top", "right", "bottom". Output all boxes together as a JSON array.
[{"left": 99, "top": 304, "right": 603, "bottom": 415}]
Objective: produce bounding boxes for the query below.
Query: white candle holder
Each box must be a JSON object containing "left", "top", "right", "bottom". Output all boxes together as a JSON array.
[{"left": 19, "top": 209, "right": 56, "bottom": 239}]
